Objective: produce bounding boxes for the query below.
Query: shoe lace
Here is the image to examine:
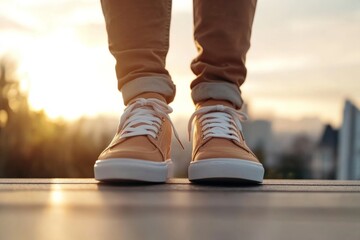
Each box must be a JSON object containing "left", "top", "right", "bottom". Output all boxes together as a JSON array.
[
  {"left": 188, "top": 105, "right": 247, "bottom": 142},
  {"left": 117, "top": 98, "right": 183, "bottom": 148}
]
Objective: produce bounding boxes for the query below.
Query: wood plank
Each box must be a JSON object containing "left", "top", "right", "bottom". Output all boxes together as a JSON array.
[
  {"left": 1, "top": 179, "right": 359, "bottom": 192},
  {"left": 0, "top": 179, "right": 360, "bottom": 240}
]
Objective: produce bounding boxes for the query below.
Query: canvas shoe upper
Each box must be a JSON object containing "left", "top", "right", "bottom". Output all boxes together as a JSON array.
[
  {"left": 188, "top": 99, "right": 264, "bottom": 183},
  {"left": 94, "top": 93, "right": 182, "bottom": 182}
]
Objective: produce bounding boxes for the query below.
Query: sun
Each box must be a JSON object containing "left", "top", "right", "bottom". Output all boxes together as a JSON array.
[{"left": 20, "top": 28, "right": 123, "bottom": 120}]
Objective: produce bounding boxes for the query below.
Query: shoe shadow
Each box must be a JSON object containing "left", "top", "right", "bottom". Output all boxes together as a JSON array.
[
  {"left": 96, "top": 180, "right": 166, "bottom": 188},
  {"left": 190, "top": 178, "right": 262, "bottom": 187}
]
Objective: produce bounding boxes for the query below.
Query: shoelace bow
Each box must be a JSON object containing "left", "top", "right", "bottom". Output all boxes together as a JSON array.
[
  {"left": 116, "top": 98, "right": 184, "bottom": 148},
  {"left": 188, "top": 105, "right": 247, "bottom": 142}
]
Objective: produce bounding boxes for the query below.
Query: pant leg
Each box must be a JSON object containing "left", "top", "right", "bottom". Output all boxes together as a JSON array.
[
  {"left": 101, "top": 0, "right": 175, "bottom": 105},
  {"left": 191, "top": 0, "right": 257, "bottom": 109}
]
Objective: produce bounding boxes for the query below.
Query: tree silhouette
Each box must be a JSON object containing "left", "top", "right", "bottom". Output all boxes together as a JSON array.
[{"left": 0, "top": 57, "right": 110, "bottom": 177}]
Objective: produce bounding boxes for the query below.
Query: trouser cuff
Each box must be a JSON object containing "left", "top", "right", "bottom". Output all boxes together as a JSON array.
[
  {"left": 121, "top": 76, "right": 176, "bottom": 105},
  {"left": 191, "top": 82, "right": 243, "bottom": 109}
]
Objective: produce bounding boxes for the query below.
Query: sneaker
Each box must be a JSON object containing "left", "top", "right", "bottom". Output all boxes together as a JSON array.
[
  {"left": 94, "top": 93, "right": 182, "bottom": 183},
  {"left": 188, "top": 100, "right": 264, "bottom": 183}
]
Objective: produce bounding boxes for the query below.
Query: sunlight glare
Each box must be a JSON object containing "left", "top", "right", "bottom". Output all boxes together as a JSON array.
[
  {"left": 20, "top": 28, "right": 122, "bottom": 120},
  {"left": 50, "top": 185, "right": 64, "bottom": 205}
]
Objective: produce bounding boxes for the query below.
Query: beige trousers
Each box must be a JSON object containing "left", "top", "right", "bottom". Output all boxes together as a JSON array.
[{"left": 101, "top": 0, "right": 257, "bottom": 109}]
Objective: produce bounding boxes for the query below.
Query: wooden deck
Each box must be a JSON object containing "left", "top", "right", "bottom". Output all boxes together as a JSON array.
[{"left": 1, "top": 179, "right": 360, "bottom": 240}]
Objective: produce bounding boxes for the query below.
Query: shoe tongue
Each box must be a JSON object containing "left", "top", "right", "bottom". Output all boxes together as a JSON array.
[
  {"left": 196, "top": 99, "right": 235, "bottom": 109},
  {"left": 125, "top": 92, "right": 166, "bottom": 130},
  {"left": 130, "top": 92, "right": 167, "bottom": 104}
]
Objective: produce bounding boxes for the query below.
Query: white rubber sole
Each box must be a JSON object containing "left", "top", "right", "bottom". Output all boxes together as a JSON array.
[
  {"left": 188, "top": 158, "right": 264, "bottom": 183},
  {"left": 94, "top": 158, "right": 173, "bottom": 183}
]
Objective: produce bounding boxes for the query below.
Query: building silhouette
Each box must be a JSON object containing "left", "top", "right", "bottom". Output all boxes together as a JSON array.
[
  {"left": 312, "top": 124, "right": 338, "bottom": 179},
  {"left": 337, "top": 100, "right": 360, "bottom": 180}
]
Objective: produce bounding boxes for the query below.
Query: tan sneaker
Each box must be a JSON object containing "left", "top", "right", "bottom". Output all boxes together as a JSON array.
[
  {"left": 94, "top": 93, "right": 182, "bottom": 182},
  {"left": 188, "top": 100, "right": 264, "bottom": 183}
]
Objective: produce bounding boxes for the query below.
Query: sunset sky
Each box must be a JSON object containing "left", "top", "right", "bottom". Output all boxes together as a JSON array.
[{"left": 1, "top": 0, "right": 359, "bottom": 127}]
